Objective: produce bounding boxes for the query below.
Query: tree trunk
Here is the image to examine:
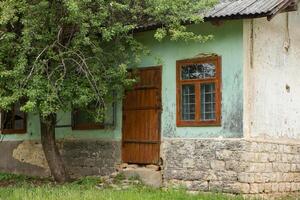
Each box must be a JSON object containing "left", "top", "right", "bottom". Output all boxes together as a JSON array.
[{"left": 40, "top": 113, "right": 70, "bottom": 183}]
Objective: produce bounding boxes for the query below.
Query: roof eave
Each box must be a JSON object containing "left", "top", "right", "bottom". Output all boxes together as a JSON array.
[
  {"left": 205, "top": 0, "right": 298, "bottom": 22},
  {"left": 134, "top": 0, "right": 299, "bottom": 33}
]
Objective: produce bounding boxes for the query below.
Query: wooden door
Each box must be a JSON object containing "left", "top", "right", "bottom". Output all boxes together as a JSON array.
[{"left": 122, "top": 66, "right": 162, "bottom": 164}]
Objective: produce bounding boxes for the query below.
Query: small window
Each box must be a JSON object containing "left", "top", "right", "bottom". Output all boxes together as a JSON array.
[
  {"left": 176, "top": 56, "right": 221, "bottom": 127},
  {"left": 72, "top": 104, "right": 104, "bottom": 130},
  {"left": 0, "top": 103, "right": 27, "bottom": 134}
]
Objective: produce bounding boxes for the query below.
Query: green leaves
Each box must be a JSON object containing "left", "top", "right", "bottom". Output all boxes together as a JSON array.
[
  {"left": 154, "top": 28, "right": 167, "bottom": 42},
  {"left": 0, "top": 0, "right": 216, "bottom": 120}
]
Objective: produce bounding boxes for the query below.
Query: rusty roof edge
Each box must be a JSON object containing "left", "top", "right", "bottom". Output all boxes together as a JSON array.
[{"left": 267, "top": 0, "right": 297, "bottom": 20}]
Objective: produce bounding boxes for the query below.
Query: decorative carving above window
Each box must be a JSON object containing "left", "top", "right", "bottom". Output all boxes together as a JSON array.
[{"left": 181, "top": 63, "right": 216, "bottom": 80}]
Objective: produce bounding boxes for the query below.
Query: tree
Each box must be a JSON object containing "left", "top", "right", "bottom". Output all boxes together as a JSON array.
[{"left": 0, "top": 0, "right": 217, "bottom": 183}]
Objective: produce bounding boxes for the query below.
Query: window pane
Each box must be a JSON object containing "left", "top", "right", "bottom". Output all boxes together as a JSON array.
[
  {"left": 73, "top": 103, "right": 104, "bottom": 129},
  {"left": 74, "top": 110, "right": 95, "bottom": 125},
  {"left": 14, "top": 104, "right": 25, "bottom": 129},
  {"left": 2, "top": 111, "right": 13, "bottom": 130},
  {"left": 201, "top": 83, "right": 216, "bottom": 121},
  {"left": 181, "top": 85, "right": 195, "bottom": 120},
  {"left": 181, "top": 63, "right": 216, "bottom": 80},
  {"left": 2, "top": 104, "right": 25, "bottom": 130}
]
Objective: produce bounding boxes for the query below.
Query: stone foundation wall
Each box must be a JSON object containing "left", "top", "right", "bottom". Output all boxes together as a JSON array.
[
  {"left": 0, "top": 140, "right": 121, "bottom": 178},
  {"left": 163, "top": 139, "right": 300, "bottom": 195}
]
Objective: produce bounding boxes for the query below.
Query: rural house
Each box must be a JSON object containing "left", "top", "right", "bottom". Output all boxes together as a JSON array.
[{"left": 1, "top": 0, "right": 300, "bottom": 195}]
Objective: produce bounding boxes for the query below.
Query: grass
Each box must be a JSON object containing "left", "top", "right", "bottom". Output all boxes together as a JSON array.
[
  {"left": 0, "top": 173, "right": 30, "bottom": 182},
  {"left": 0, "top": 186, "right": 245, "bottom": 200},
  {"left": 0, "top": 173, "right": 243, "bottom": 200},
  {"left": 0, "top": 185, "right": 244, "bottom": 200},
  {"left": 0, "top": 173, "right": 294, "bottom": 200}
]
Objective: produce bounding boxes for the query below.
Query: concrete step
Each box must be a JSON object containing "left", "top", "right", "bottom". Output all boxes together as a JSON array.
[{"left": 120, "top": 165, "right": 162, "bottom": 188}]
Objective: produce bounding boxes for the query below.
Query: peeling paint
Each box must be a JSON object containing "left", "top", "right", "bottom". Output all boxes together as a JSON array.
[
  {"left": 0, "top": 140, "right": 120, "bottom": 177},
  {"left": 163, "top": 104, "right": 177, "bottom": 138},
  {"left": 244, "top": 6, "right": 300, "bottom": 140},
  {"left": 12, "top": 141, "right": 49, "bottom": 170}
]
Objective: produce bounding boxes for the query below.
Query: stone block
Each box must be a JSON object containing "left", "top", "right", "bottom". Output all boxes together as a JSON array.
[
  {"left": 226, "top": 161, "right": 248, "bottom": 172},
  {"left": 293, "top": 173, "right": 300, "bottom": 182},
  {"left": 276, "top": 154, "right": 282, "bottom": 162},
  {"left": 241, "top": 152, "right": 256, "bottom": 162},
  {"left": 278, "top": 145, "right": 285, "bottom": 153},
  {"left": 254, "top": 173, "right": 264, "bottom": 183},
  {"left": 257, "top": 143, "right": 268, "bottom": 153},
  {"left": 257, "top": 153, "right": 269, "bottom": 162},
  {"left": 209, "top": 181, "right": 241, "bottom": 193},
  {"left": 265, "top": 163, "right": 273, "bottom": 173},
  {"left": 222, "top": 182, "right": 242, "bottom": 194},
  {"left": 164, "top": 169, "right": 187, "bottom": 180},
  {"left": 238, "top": 173, "right": 255, "bottom": 183},
  {"left": 146, "top": 165, "right": 160, "bottom": 171},
  {"left": 225, "top": 160, "right": 236, "bottom": 171},
  {"left": 194, "top": 150, "right": 215, "bottom": 160},
  {"left": 281, "top": 154, "right": 289, "bottom": 163},
  {"left": 282, "top": 173, "right": 292, "bottom": 182},
  {"left": 190, "top": 171, "right": 207, "bottom": 180},
  {"left": 264, "top": 183, "right": 272, "bottom": 193},
  {"left": 268, "top": 153, "right": 277, "bottom": 162},
  {"left": 122, "top": 168, "right": 162, "bottom": 188},
  {"left": 216, "top": 150, "right": 233, "bottom": 160},
  {"left": 271, "top": 183, "right": 279, "bottom": 192},
  {"left": 272, "top": 163, "right": 290, "bottom": 173},
  {"left": 182, "top": 158, "right": 195, "bottom": 169},
  {"left": 249, "top": 183, "right": 259, "bottom": 194},
  {"left": 285, "top": 182, "right": 291, "bottom": 192},
  {"left": 208, "top": 181, "right": 223, "bottom": 192},
  {"left": 291, "top": 182, "right": 300, "bottom": 192},
  {"left": 291, "top": 164, "right": 300, "bottom": 172},
  {"left": 263, "top": 143, "right": 272, "bottom": 153},
  {"left": 287, "top": 154, "right": 295, "bottom": 162},
  {"left": 258, "top": 173, "right": 275, "bottom": 183},
  {"left": 295, "top": 155, "right": 300, "bottom": 163},
  {"left": 127, "top": 164, "right": 139, "bottom": 169},
  {"left": 271, "top": 144, "right": 279, "bottom": 153},
  {"left": 194, "top": 159, "right": 211, "bottom": 170},
  {"left": 268, "top": 172, "right": 278, "bottom": 182},
  {"left": 186, "top": 181, "right": 209, "bottom": 191},
  {"left": 215, "top": 171, "right": 238, "bottom": 182},
  {"left": 239, "top": 183, "right": 250, "bottom": 194},
  {"left": 278, "top": 183, "right": 286, "bottom": 192},
  {"left": 204, "top": 170, "right": 218, "bottom": 181},
  {"left": 245, "top": 163, "right": 265, "bottom": 173},
  {"left": 210, "top": 160, "right": 225, "bottom": 171},
  {"left": 249, "top": 142, "right": 259, "bottom": 152},
  {"left": 290, "top": 146, "right": 299, "bottom": 154},
  {"left": 282, "top": 145, "right": 291, "bottom": 153}
]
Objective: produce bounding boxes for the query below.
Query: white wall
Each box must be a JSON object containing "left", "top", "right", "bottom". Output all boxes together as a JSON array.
[{"left": 244, "top": 8, "right": 300, "bottom": 141}]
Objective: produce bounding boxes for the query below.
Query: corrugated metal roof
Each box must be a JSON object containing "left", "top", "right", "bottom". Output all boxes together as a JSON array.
[
  {"left": 135, "top": 0, "right": 297, "bottom": 32},
  {"left": 205, "top": 0, "right": 296, "bottom": 20}
]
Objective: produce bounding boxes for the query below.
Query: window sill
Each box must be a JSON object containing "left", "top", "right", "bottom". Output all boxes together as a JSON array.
[
  {"left": 72, "top": 124, "right": 105, "bottom": 131},
  {"left": 176, "top": 121, "right": 221, "bottom": 127},
  {"left": 0, "top": 129, "right": 27, "bottom": 134}
]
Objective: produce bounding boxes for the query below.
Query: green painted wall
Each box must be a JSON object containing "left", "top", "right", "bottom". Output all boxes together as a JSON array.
[
  {"left": 1, "top": 20, "right": 243, "bottom": 141},
  {"left": 137, "top": 20, "right": 244, "bottom": 138}
]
